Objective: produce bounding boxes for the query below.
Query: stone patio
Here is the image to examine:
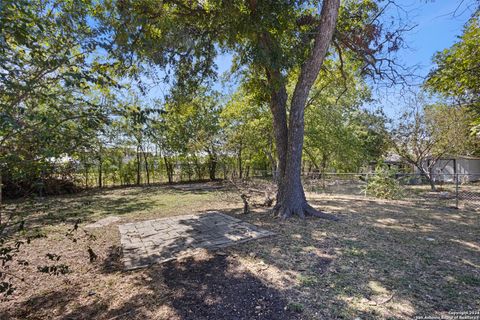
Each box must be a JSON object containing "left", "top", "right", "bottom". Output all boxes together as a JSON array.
[{"left": 119, "top": 212, "right": 274, "bottom": 270}]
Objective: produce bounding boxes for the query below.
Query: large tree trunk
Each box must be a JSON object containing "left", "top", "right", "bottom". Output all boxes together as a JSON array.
[{"left": 269, "top": 0, "right": 340, "bottom": 220}]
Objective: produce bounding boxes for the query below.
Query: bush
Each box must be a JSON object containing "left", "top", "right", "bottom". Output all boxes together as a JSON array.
[
  {"left": 3, "top": 177, "right": 81, "bottom": 199},
  {"left": 364, "top": 165, "right": 404, "bottom": 199}
]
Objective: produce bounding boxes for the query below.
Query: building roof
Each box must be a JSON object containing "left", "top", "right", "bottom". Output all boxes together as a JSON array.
[
  {"left": 384, "top": 153, "right": 403, "bottom": 163},
  {"left": 426, "top": 155, "right": 480, "bottom": 161}
]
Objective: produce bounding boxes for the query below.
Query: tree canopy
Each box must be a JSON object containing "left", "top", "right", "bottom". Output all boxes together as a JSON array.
[{"left": 425, "top": 12, "right": 480, "bottom": 131}]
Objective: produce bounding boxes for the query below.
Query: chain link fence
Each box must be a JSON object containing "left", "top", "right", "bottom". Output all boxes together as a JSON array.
[
  {"left": 246, "top": 171, "right": 480, "bottom": 211},
  {"left": 455, "top": 173, "right": 480, "bottom": 211}
]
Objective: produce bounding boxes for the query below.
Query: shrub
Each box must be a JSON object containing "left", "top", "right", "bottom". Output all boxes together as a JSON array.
[{"left": 364, "top": 165, "right": 404, "bottom": 199}]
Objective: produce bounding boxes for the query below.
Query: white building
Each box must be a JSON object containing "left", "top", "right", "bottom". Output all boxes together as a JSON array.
[{"left": 423, "top": 156, "right": 480, "bottom": 182}]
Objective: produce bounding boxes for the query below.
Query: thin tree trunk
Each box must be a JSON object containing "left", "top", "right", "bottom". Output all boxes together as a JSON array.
[
  {"left": 427, "top": 164, "right": 436, "bottom": 191},
  {"left": 304, "top": 148, "right": 320, "bottom": 174},
  {"left": 207, "top": 147, "right": 217, "bottom": 180},
  {"left": 136, "top": 146, "right": 141, "bottom": 185},
  {"left": 209, "top": 158, "right": 217, "bottom": 180},
  {"left": 245, "top": 154, "right": 251, "bottom": 178},
  {"left": 141, "top": 147, "right": 150, "bottom": 185},
  {"left": 98, "top": 153, "right": 103, "bottom": 188},
  {"left": 223, "top": 163, "right": 228, "bottom": 180},
  {"left": 119, "top": 153, "right": 123, "bottom": 186},
  {"left": 164, "top": 156, "right": 174, "bottom": 184},
  {"left": 266, "top": 149, "right": 276, "bottom": 180},
  {"left": 421, "top": 166, "right": 436, "bottom": 191},
  {"left": 321, "top": 154, "right": 329, "bottom": 188},
  {"left": 193, "top": 155, "right": 202, "bottom": 180},
  {"left": 238, "top": 143, "right": 243, "bottom": 179}
]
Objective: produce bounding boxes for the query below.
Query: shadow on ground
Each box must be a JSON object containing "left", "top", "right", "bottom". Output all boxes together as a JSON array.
[
  {"left": 1, "top": 190, "right": 479, "bottom": 319},
  {"left": 119, "top": 212, "right": 274, "bottom": 269},
  {"left": 4, "top": 182, "right": 234, "bottom": 235},
  {"left": 3, "top": 253, "right": 301, "bottom": 320}
]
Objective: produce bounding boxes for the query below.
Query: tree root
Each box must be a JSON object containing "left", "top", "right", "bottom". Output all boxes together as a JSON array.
[
  {"left": 304, "top": 204, "right": 339, "bottom": 221},
  {"left": 272, "top": 202, "right": 339, "bottom": 221}
]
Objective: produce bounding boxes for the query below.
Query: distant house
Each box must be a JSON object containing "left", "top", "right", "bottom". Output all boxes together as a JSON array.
[
  {"left": 367, "top": 153, "right": 411, "bottom": 173},
  {"left": 421, "top": 156, "right": 480, "bottom": 182}
]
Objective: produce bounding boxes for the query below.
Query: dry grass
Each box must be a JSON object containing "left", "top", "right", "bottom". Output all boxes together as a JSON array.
[{"left": 1, "top": 182, "right": 479, "bottom": 319}]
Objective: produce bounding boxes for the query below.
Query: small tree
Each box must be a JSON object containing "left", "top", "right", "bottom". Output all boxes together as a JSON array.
[
  {"left": 391, "top": 95, "right": 477, "bottom": 190},
  {"left": 391, "top": 104, "right": 440, "bottom": 190},
  {"left": 365, "top": 164, "right": 403, "bottom": 199}
]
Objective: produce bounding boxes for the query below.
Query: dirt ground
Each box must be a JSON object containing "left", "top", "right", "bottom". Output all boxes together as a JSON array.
[{"left": 0, "top": 182, "right": 479, "bottom": 319}]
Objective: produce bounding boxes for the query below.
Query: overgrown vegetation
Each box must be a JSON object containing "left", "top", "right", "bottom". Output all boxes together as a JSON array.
[{"left": 364, "top": 165, "right": 404, "bottom": 199}]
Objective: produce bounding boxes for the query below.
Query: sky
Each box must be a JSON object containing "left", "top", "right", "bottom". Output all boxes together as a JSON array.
[
  {"left": 367, "top": 0, "right": 477, "bottom": 115},
  {"left": 395, "top": 0, "right": 475, "bottom": 75},
  {"left": 145, "top": 0, "right": 477, "bottom": 115}
]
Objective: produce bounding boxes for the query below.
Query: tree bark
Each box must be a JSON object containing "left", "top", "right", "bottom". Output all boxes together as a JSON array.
[
  {"left": 269, "top": 0, "right": 340, "bottom": 220},
  {"left": 266, "top": 70, "right": 289, "bottom": 181}
]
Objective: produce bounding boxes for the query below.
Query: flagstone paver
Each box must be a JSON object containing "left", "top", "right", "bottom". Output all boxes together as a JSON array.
[{"left": 118, "top": 211, "right": 274, "bottom": 270}]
